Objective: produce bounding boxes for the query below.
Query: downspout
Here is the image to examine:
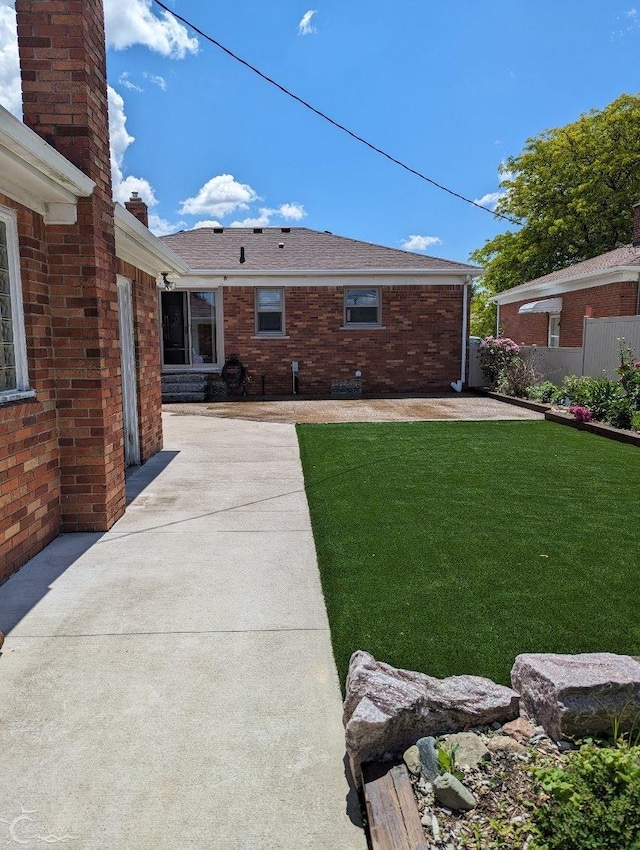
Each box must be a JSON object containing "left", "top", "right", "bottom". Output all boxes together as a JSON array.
[
  {"left": 450, "top": 277, "right": 469, "bottom": 393},
  {"left": 496, "top": 301, "right": 500, "bottom": 336},
  {"left": 636, "top": 273, "right": 640, "bottom": 315}
]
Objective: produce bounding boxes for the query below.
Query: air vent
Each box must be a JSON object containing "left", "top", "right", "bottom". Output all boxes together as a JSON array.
[
  {"left": 213, "top": 227, "right": 224, "bottom": 234},
  {"left": 253, "top": 227, "right": 263, "bottom": 234},
  {"left": 280, "top": 227, "right": 291, "bottom": 233}
]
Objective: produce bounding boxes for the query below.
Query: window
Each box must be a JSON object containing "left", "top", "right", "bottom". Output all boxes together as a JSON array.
[
  {"left": 0, "top": 208, "right": 30, "bottom": 400},
  {"left": 548, "top": 313, "right": 561, "bottom": 348},
  {"left": 160, "top": 289, "right": 219, "bottom": 367},
  {"left": 344, "top": 287, "right": 380, "bottom": 326},
  {"left": 256, "top": 288, "right": 284, "bottom": 335}
]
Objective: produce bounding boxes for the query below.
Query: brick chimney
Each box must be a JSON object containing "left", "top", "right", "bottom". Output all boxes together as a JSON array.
[
  {"left": 125, "top": 192, "right": 149, "bottom": 228},
  {"left": 633, "top": 201, "right": 640, "bottom": 247},
  {"left": 15, "top": 0, "right": 126, "bottom": 531}
]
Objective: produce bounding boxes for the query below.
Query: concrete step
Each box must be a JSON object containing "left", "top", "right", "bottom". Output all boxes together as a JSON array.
[
  {"left": 162, "top": 391, "right": 207, "bottom": 403},
  {"left": 161, "top": 372, "right": 210, "bottom": 386}
]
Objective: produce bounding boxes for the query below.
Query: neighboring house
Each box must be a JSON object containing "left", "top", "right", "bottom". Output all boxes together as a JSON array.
[
  {"left": 492, "top": 203, "right": 640, "bottom": 348},
  {"left": 1, "top": 0, "right": 186, "bottom": 582},
  {"left": 158, "top": 226, "right": 482, "bottom": 398}
]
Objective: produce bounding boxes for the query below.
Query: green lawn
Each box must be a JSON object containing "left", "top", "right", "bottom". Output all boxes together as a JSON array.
[{"left": 297, "top": 420, "right": 640, "bottom": 687}]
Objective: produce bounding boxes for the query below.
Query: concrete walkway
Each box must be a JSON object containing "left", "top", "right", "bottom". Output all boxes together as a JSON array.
[{"left": 0, "top": 413, "right": 365, "bottom": 849}]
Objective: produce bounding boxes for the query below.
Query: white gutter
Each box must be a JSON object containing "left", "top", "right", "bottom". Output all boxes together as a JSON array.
[
  {"left": 0, "top": 103, "right": 95, "bottom": 223},
  {"left": 183, "top": 267, "right": 483, "bottom": 279},
  {"left": 491, "top": 265, "right": 640, "bottom": 305},
  {"left": 114, "top": 204, "right": 189, "bottom": 278}
]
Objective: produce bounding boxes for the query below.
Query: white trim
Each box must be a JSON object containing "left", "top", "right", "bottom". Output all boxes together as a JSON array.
[
  {"left": 491, "top": 267, "right": 640, "bottom": 305},
  {"left": 0, "top": 389, "right": 36, "bottom": 406},
  {"left": 172, "top": 269, "right": 478, "bottom": 284},
  {"left": 0, "top": 205, "right": 30, "bottom": 397},
  {"left": 0, "top": 104, "right": 95, "bottom": 221},
  {"left": 114, "top": 204, "right": 189, "bottom": 278},
  {"left": 255, "top": 286, "right": 286, "bottom": 336},
  {"left": 460, "top": 279, "right": 469, "bottom": 384},
  {"left": 547, "top": 313, "right": 561, "bottom": 348}
]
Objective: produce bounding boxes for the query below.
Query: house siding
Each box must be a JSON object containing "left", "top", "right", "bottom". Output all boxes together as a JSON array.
[
  {"left": 499, "top": 280, "right": 639, "bottom": 347},
  {"left": 222, "top": 284, "right": 464, "bottom": 395}
]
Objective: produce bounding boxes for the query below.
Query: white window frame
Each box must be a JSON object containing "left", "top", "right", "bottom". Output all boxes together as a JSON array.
[
  {"left": 0, "top": 205, "right": 32, "bottom": 404},
  {"left": 548, "top": 313, "right": 561, "bottom": 348},
  {"left": 343, "top": 286, "right": 381, "bottom": 327},
  {"left": 255, "top": 287, "right": 285, "bottom": 336}
]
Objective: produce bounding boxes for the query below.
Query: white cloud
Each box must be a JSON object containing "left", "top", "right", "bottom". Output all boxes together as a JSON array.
[
  {"left": 0, "top": 0, "right": 21, "bottom": 117},
  {"left": 119, "top": 71, "right": 144, "bottom": 92},
  {"left": 400, "top": 235, "right": 442, "bottom": 252},
  {"left": 230, "top": 203, "right": 307, "bottom": 228},
  {"left": 179, "top": 174, "right": 259, "bottom": 217},
  {"left": 104, "top": 0, "right": 198, "bottom": 58},
  {"left": 148, "top": 213, "right": 187, "bottom": 236},
  {"left": 108, "top": 85, "right": 158, "bottom": 206},
  {"left": 298, "top": 9, "right": 317, "bottom": 35},
  {"left": 143, "top": 72, "right": 167, "bottom": 90},
  {"left": 473, "top": 191, "right": 504, "bottom": 210},
  {"left": 193, "top": 220, "right": 224, "bottom": 229}
]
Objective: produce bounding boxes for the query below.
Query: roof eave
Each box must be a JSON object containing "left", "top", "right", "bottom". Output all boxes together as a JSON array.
[
  {"left": 114, "top": 204, "right": 190, "bottom": 278},
  {"left": 491, "top": 265, "right": 640, "bottom": 304},
  {"left": 0, "top": 104, "right": 95, "bottom": 223},
  {"left": 178, "top": 267, "right": 483, "bottom": 278}
]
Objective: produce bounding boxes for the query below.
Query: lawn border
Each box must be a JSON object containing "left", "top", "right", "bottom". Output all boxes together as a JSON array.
[{"left": 471, "top": 388, "right": 640, "bottom": 447}]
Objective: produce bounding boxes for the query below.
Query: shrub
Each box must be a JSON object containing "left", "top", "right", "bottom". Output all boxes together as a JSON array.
[
  {"left": 586, "top": 377, "right": 623, "bottom": 422},
  {"left": 560, "top": 375, "right": 594, "bottom": 407},
  {"left": 633, "top": 411, "right": 640, "bottom": 432},
  {"left": 495, "top": 356, "right": 540, "bottom": 398},
  {"left": 530, "top": 740, "right": 640, "bottom": 850},
  {"left": 527, "top": 381, "right": 561, "bottom": 404},
  {"left": 478, "top": 336, "right": 521, "bottom": 389},
  {"left": 606, "top": 396, "right": 634, "bottom": 430}
]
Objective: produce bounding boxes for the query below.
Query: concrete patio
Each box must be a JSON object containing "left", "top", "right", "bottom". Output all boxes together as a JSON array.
[{"left": 0, "top": 413, "right": 365, "bottom": 849}]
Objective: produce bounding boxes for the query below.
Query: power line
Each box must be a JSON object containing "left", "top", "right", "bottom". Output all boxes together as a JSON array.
[{"left": 151, "top": 0, "right": 520, "bottom": 227}]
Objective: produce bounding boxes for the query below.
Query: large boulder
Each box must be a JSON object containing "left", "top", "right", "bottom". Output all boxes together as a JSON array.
[
  {"left": 511, "top": 652, "right": 640, "bottom": 741},
  {"left": 343, "top": 651, "right": 519, "bottom": 784}
]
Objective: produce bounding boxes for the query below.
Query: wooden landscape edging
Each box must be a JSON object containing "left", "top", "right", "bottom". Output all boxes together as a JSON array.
[{"left": 362, "top": 761, "right": 428, "bottom": 850}]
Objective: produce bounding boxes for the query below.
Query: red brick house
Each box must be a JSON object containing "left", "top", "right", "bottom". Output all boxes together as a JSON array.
[
  {"left": 492, "top": 203, "right": 640, "bottom": 347},
  {"left": 159, "top": 226, "right": 482, "bottom": 399},
  {"left": 0, "top": 0, "right": 186, "bottom": 582}
]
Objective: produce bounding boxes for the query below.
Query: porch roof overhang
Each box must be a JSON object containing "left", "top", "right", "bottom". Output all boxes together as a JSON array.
[
  {"left": 0, "top": 104, "right": 95, "bottom": 224},
  {"left": 114, "top": 204, "right": 189, "bottom": 278},
  {"left": 518, "top": 297, "right": 563, "bottom": 314}
]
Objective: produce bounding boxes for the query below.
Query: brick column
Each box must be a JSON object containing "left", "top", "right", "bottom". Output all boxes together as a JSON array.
[{"left": 16, "top": 0, "right": 126, "bottom": 530}]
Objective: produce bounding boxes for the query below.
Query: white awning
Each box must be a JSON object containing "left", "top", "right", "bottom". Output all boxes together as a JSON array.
[{"left": 518, "top": 297, "right": 563, "bottom": 314}]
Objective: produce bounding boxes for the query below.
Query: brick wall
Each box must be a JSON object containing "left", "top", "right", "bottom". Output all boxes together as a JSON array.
[
  {"left": 0, "top": 194, "right": 61, "bottom": 583},
  {"left": 117, "top": 259, "right": 163, "bottom": 462},
  {"left": 499, "top": 280, "right": 639, "bottom": 347},
  {"left": 223, "top": 285, "right": 464, "bottom": 394},
  {"left": 17, "top": 0, "right": 125, "bottom": 532}
]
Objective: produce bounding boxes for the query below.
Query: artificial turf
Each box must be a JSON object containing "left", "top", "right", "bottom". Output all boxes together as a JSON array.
[{"left": 296, "top": 420, "right": 640, "bottom": 687}]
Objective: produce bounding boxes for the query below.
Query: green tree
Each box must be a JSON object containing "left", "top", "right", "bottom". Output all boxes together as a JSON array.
[{"left": 471, "top": 93, "right": 640, "bottom": 297}]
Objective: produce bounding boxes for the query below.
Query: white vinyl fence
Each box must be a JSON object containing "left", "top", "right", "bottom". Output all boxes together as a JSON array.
[{"left": 467, "top": 315, "right": 640, "bottom": 387}]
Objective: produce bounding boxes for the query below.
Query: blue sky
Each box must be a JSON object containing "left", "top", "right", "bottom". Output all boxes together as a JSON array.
[{"left": 1, "top": 0, "right": 639, "bottom": 263}]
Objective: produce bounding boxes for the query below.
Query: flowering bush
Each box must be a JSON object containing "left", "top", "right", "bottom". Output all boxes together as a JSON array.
[
  {"left": 478, "top": 336, "right": 522, "bottom": 389},
  {"left": 569, "top": 405, "right": 593, "bottom": 422}
]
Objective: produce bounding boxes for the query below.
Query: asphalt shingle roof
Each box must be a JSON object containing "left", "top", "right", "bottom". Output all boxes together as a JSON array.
[
  {"left": 496, "top": 244, "right": 640, "bottom": 299},
  {"left": 160, "top": 226, "right": 481, "bottom": 273}
]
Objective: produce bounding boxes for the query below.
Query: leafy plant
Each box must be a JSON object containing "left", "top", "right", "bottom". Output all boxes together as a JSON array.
[
  {"left": 632, "top": 411, "right": 640, "bottom": 432},
  {"left": 529, "top": 740, "right": 640, "bottom": 849},
  {"left": 526, "top": 381, "right": 561, "bottom": 404},
  {"left": 437, "top": 741, "right": 464, "bottom": 781},
  {"left": 569, "top": 405, "right": 592, "bottom": 422},
  {"left": 586, "top": 376, "right": 622, "bottom": 421},
  {"left": 606, "top": 396, "right": 634, "bottom": 430},
  {"left": 559, "top": 375, "right": 594, "bottom": 407}
]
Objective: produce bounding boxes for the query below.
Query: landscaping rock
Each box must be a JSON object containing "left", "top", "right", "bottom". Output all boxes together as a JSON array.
[
  {"left": 403, "top": 745, "right": 422, "bottom": 776},
  {"left": 486, "top": 735, "right": 526, "bottom": 755},
  {"left": 433, "top": 773, "right": 477, "bottom": 811},
  {"left": 343, "top": 650, "right": 519, "bottom": 783},
  {"left": 444, "top": 732, "right": 490, "bottom": 768},
  {"left": 511, "top": 652, "right": 640, "bottom": 741},
  {"left": 416, "top": 736, "right": 440, "bottom": 779},
  {"left": 502, "top": 717, "right": 536, "bottom": 741}
]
